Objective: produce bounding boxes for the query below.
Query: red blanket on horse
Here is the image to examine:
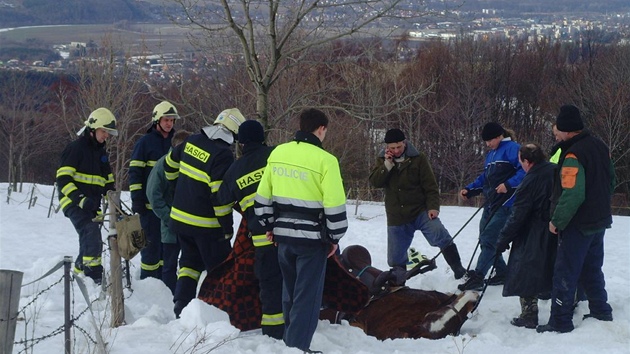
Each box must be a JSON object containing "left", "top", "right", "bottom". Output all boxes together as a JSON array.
[{"left": 198, "top": 227, "right": 478, "bottom": 340}]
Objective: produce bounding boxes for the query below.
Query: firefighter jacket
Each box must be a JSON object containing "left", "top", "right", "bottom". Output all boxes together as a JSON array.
[
  {"left": 129, "top": 127, "right": 173, "bottom": 210},
  {"left": 164, "top": 131, "right": 235, "bottom": 238},
  {"left": 218, "top": 142, "right": 275, "bottom": 247},
  {"left": 464, "top": 138, "right": 525, "bottom": 211},
  {"left": 369, "top": 142, "right": 441, "bottom": 226},
  {"left": 254, "top": 131, "right": 348, "bottom": 246},
  {"left": 550, "top": 130, "right": 615, "bottom": 232},
  {"left": 56, "top": 132, "right": 115, "bottom": 214}
]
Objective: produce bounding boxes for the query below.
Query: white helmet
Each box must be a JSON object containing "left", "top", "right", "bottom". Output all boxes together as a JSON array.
[
  {"left": 213, "top": 108, "right": 245, "bottom": 135},
  {"left": 152, "top": 101, "right": 180, "bottom": 123},
  {"left": 85, "top": 108, "right": 118, "bottom": 136}
]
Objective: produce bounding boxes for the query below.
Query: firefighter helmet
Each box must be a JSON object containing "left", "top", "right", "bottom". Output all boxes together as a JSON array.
[
  {"left": 152, "top": 101, "right": 180, "bottom": 123},
  {"left": 213, "top": 108, "right": 245, "bottom": 135},
  {"left": 86, "top": 108, "right": 118, "bottom": 136}
]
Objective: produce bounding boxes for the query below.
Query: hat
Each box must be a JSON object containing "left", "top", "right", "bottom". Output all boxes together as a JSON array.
[
  {"left": 238, "top": 120, "right": 265, "bottom": 144},
  {"left": 481, "top": 122, "right": 504, "bottom": 141},
  {"left": 384, "top": 128, "right": 405, "bottom": 143},
  {"left": 556, "top": 104, "right": 584, "bottom": 132}
]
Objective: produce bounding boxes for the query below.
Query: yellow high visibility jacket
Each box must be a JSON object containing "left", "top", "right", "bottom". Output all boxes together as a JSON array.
[{"left": 254, "top": 131, "right": 347, "bottom": 245}]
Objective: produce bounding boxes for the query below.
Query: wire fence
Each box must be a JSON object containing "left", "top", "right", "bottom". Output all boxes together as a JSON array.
[{"left": 2, "top": 183, "right": 138, "bottom": 354}]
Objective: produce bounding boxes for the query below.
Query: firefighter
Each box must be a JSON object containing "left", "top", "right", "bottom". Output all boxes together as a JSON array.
[
  {"left": 217, "top": 120, "right": 284, "bottom": 339},
  {"left": 56, "top": 107, "right": 118, "bottom": 285},
  {"left": 254, "top": 108, "right": 348, "bottom": 353},
  {"left": 164, "top": 108, "right": 245, "bottom": 318},
  {"left": 129, "top": 101, "right": 180, "bottom": 281}
]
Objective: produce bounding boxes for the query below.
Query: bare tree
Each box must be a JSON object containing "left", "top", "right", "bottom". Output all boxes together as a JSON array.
[
  {"left": 0, "top": 71, "right": 58, "bottom": 190},
  {"left": 170, "top": 0, "right": 440, "bottom": 128},
  {"left": 68, "top": 34, "right": 151, "bottom": 190}
]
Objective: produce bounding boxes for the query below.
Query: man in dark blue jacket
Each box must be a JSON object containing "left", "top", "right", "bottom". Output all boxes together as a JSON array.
[
  {"left": 458, "top": 123, "right": 525, "bottom": 291},
  {"left": 129, "top": 101, "right": 179, "bottom": 281},
  {"left": 217, "top": 120, "right": 284, "bottom": 339},
  {"left": 56, "top": 108, "right": 118, "bottom": 285}
]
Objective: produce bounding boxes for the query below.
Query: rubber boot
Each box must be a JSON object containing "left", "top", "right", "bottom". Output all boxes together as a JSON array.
[{"left": 442, "top": 243, "right": 467, "bottom": 279}]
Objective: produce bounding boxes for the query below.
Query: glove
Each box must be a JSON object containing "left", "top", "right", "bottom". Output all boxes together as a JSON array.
[
  {"left": 79, "top": 196, "right": 99, "bottom": 212},
  {"left": 132, "top": 199, "right": 147, "bottom": 215},
  {"left": 496, "top": 241, "right": 510, "bottom": 254}
]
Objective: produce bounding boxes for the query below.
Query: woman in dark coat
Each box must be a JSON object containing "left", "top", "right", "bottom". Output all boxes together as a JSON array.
[{"left": 495, "top": 143, "right": 557, "bottom": 329}]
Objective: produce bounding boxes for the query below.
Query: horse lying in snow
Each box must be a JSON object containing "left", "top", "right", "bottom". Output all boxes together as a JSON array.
[
  {"left": 320, "top": 245, "right": 480, "bottom": 340},
  {"left": 198, "top": 222, "right": 478, "bottom": 340}
]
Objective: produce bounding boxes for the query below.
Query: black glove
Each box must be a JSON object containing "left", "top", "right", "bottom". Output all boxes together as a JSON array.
[
  {"left": 80, "top": 197, "right": 99, "bottom": 212},
  {"left": 496, "top": 241, "right": 510, "bottom": 254},
  {"left": 132, "top": 199, "right": 147, "bottom": 215}
]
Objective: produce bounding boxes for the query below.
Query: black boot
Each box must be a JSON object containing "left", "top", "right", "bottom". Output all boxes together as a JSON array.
[{"left": 442, "top": 244, "right": 467, "bottom": 280}]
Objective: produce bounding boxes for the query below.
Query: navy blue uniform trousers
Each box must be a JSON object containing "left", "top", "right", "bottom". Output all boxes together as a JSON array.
[
  {"left": 174, "top": 232, "right": 231, "bottom": 305},
  {"left": 66, "top": 206, "right": 103, "bottom": 281},
  {"left": 278, "top": 242, "right": 328, "bottom": 351},
  {"left": 550, "top": 225, "right": 612, "bottom": 331},
  {"left": 255, "top": 245, "right": 284, "bottom": 339},
  {"left": 139, "top": 211, "right": 163, "bottom": 280}
]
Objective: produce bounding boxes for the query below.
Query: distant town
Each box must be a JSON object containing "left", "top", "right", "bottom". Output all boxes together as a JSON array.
[{"left": 1, "top": 3, "right": 629, "bottom": 76}]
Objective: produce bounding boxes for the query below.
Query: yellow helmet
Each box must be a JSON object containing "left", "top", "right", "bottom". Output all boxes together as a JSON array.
[
  {"left": 86, "top": 108, "right": 118, "bottom": 136},
  {"left": 152, "top": 101, "right": 180, "bottom": 123},
  {"left": 213, "top": 108, "right": 245, "bottom": 135}
]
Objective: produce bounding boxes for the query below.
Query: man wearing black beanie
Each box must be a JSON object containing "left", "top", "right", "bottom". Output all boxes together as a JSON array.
[
  {"left": 458, "top": 122, "right": 525, "bottom": 291},
  {"left": 370, "top": 128, "right": 467, "bottom": 280},
  {"left": 217, "top": 120, "right": 284, "bottom": 340},
  {"left": 537, "top": 105, "right": 614, "bottom": 333}
]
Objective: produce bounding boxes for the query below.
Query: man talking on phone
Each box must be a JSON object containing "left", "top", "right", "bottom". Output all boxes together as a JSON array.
[{"left": 369, "top": 128, "right": 467, "bottom": 280}]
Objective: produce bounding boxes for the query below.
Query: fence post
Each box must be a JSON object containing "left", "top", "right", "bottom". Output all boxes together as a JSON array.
[
  {"left": 0, "top": 269, "right": 23, "bottom": 354},
  {"left": 63, "top": 256, "right": 72, "bottom": 354},
  {"left": 48, "top": 182, "right": 57, "bottom": 218},
  {"left": 107, "top": 190, "right": 125, "bottom": 327}
]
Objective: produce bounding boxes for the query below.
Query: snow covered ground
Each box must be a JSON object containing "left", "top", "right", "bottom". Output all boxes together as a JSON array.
[{"left": 1, "top": 183, "right": 629, "bottom": 354}]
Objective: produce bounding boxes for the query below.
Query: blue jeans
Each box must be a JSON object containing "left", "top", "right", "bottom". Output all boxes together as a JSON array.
[
  {"left": 549, "top": 225, "right": 611, "bottom": 331},
  {"left": 475, "top": 206, "right": 509, "bottom": 277},
  {"left": 278, "top": 242, "right": 328, "bottom": 351},
  {"left": 387, "top": 212, "right": 453, "bottom": 268}
]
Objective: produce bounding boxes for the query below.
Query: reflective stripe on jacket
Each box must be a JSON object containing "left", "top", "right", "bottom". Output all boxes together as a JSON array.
[
  {"left": 254, "top": 132, "right": 347, "bottom": 245},
  {"left": 164, "top": 131, "right": 234, "bottom": 237},
  {"left": 129, "top": 127, "right": 173, "bottom": 210},
  {"left": 217, "top": 143, "right": 274, "bottom": 245},
  {"left": 56, "top": 133, "right": 114, "bottom": 213}
]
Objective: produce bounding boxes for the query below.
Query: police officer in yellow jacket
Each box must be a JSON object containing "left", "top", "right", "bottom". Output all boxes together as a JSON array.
[
  {"left": 255, "top": 108, "right": 347, "bottom": 353},
  {"left": 56, "top": 108, "right": 118, "bottom": 285},
  {"left": 164, "top": 108, "right": 245, "bottom": 318}
]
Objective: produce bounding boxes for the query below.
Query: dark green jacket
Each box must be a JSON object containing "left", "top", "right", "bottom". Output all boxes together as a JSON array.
[
  {"left": 551, "top": 131, "right": 614, "bottom": 232},
  {"left": 369, "top": 143, "right": 440, "bottom": 226},
  {"left": 146, "top": 153, "right": 177, "bottom": 244}
]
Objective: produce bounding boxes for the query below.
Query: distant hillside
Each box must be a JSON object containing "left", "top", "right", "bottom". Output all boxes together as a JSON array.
[
  {"left": 458, "top": 0, "right": 630, "bottom": 14},
  {"left": 0, "top": 0, "right": 163, "bottom": 27}
]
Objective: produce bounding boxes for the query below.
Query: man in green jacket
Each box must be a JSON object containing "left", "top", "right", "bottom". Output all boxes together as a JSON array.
[
  {"left": 369, "top": 129, "right": 466, "bottom": 279},
  {"left": 537, "top": 105, "right": 615, "bottom": 333},
  {"left": 146, "top": 129, "right": 191, "bottom": 295}
]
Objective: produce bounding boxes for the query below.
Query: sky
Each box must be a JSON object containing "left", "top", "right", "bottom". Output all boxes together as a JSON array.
[{"left": 1, "top": 183, "right": 629, "bottom": 354}]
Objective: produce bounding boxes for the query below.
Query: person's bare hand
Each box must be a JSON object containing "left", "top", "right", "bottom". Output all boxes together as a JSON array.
[
  {"left": 549, "top": 222, "right": 558, "bottom": 235},
  {"left": 495, "top": 183, "right": 507, "bottom": 194},
  {"left": 459, "top": 189, "right": 468, "bottom": 200},
  {"left": 428, "top": 209, "right": 439, "bottom": 219},
  {"left": 327, "top": 243, "right": 338, "bottom": 258}
]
